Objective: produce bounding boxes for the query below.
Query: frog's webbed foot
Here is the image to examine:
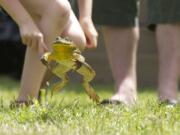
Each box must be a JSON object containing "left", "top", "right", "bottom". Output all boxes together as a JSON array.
[
  {"left": 82, "top": 82, "right": 100, "bottom": 104},
  {"left": 51, "top": 73, "right": 69, "bottom": 97}
]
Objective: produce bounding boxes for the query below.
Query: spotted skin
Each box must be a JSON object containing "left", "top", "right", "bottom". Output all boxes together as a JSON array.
[{"left": 41, "top": 37, "right": 100, "bottom": 103}]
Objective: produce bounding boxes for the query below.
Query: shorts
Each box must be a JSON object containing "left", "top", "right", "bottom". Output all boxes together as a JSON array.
[
  {"left": 92, "top": 0, "right": 138, "bottom": 26},
  {"left": 147, "top": 0, "right": 180, "bottom": 26}
]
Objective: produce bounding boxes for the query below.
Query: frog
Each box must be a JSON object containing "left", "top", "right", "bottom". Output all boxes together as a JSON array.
[{"left": 41, "top": 36, "right": 100, "bottom": 103}]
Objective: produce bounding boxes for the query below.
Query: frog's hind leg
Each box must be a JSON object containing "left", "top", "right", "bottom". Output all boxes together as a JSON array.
[
  {"left": 75, "top": 61, "right": 100, "bottom": 103},
  {"left": 82, "top": 82, "right": 100, "bottom": 103},
  {"left": 50, "top": 63, "right": 70, "bottom": 97},
  {"left": 51, "top": 72, "right": 69, "bottom": 97}
]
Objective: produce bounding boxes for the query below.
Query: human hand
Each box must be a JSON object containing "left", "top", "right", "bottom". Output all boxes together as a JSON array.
[
  {"left": 19, "top": 22, "right": 48, "bottom": 56},
  {"left": 79, "top": 17, "right": 98, "bottom": 49}
]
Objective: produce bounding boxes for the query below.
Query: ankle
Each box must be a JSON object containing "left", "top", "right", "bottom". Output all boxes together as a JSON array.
[{"left": 111, "top": 92, "right": 137, "bottom": 106}]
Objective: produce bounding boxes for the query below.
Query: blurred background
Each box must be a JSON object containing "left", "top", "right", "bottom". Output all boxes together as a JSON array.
[
  {"left": 0, "top": 8, "right": 26, "bottom": 79},
  {"left": 0, "top": 0, "right": 158, "bottom": 88}
]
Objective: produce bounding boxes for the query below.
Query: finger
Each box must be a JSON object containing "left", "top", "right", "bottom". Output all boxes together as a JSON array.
[
  {"left": 42, "top": 43, "right": 48, "bottom": 53},
  {"left": 85, "top": 34, "right": 91, "bottom": 47},
  {"left": 38, "top": 45, "right": 44, "bottom": 58},
  {"left": 93, "top": 36, "right": 98, "bottom": 48},
  {"left": 86, "top": 33, "right": 97, "bottom": 49},
  {"left": 21, "top": 36, "right": 26, "bottom": 45},
  {"left": 22, "top": 36, "right": 29, "bottom": 46},
  {"left": 92, "top": 32, "right": 98, "bottom": 48},
  {"left": 31, "top": 37, "right": 38, "bottom": 49},
  {"left": 38, "top": 41, "right": 44, "bottom": 57},
  {"left": 41, "top": 38, "right": 48, "bottom": 52},
  {"left": 24, "top": 36, "right": 32, "bottom": 47},
  {"left": 38, "top": 37, "right": 48, "bottom": 57},
  {"left": 92, "top": 30, "right": 98, "bottom": 48},
  {"left": 27, "top": 38, "right": 32, "bottom": 48}
]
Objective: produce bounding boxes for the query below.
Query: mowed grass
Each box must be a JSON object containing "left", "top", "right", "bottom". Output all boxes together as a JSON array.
[{"left": 0, "top": 76, "right": 180, "bottom": 135}]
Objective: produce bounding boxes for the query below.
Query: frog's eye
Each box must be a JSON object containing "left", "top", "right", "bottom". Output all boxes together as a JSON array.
[
  {"left": 64, "top": 37, "right": 70, "bottom": 41},
  {"left": 54, "top": 36, "right": 73, "bottom": 45},
  {"left": 55, "top": 36, "right": 61, "bottom": 41},
  {"left": 74, "top": 49, "right": 81, "bottom": 54}
]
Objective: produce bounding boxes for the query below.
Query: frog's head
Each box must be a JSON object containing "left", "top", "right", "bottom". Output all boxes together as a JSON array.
[
  {"left": 41, "top": 37, "right": 80, "bottom": 66},
  {"left": 54, "top": 36, "right": 85, "bottom": 51},
  {"left": 54, "top": 36, "right": 73, "bottom": 45},
  {"left": 52, "top": 36, "right": 77, "bottom": 53}
]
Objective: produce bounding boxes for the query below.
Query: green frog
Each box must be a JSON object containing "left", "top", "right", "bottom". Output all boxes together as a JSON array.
[{"left": 41, "top": 37, "right": 100, "bottom": 103}]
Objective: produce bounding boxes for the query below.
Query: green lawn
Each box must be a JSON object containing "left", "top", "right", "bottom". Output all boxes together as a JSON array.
[{"left": 0, "top": 76, "right": 180, "bottom": 135}]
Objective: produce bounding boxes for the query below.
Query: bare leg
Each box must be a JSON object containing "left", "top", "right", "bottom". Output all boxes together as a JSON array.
[
  {"left": 156, "top": 24, "right": 179, "bottom": 101},
  {"left": 18, "top": 0, "right": 71, "bottom": 101},
  {"left": 41, "top": 7, "right": 87, "bottom": 90},
  {"left": 179, "top": 40, "right": 180, "bottom": 77},
  {"left": 62, "top": 10, "right": 86, "bottom": 50},
  {"left": 102, "top": 26, "right": 139, "bottom": 105}
]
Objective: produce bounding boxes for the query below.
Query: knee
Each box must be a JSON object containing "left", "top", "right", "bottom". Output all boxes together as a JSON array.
[
  {"left": 72, "top": 34, "right": 86, "bottom": 51},
  {"left": 76, "top": 35, "right": 86, "bottom": 51},
  {"left": 62, "top": 30, "right": 86, "bottom": 51},
  {"left": 157, "top": 24, "right": 179, "bottom": 35},
  {"left": 131, "top": 27, "right": 139, "bottom": 43},
  {"left": 52, "top": 0, "right": 71, "bottom": 24}
]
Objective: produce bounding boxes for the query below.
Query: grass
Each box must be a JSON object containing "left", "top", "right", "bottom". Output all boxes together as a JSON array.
[{"left": 0, "top": 76, "right": 180, "bottom": 135}]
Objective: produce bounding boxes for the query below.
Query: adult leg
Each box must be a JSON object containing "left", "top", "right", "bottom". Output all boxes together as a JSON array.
[
  {"left": 102, "top": 26, "right": 139, "bottom": 105},
  {"left": 156, "top": 24, "right": 179, "bottom": 101},
  {"left": 18, "top": 0, "right": 71, "bottom": 101}
]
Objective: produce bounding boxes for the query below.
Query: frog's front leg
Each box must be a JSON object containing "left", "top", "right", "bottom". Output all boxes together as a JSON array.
[{"left": 41, "top": 52, "right": 52, "bottom": 67}]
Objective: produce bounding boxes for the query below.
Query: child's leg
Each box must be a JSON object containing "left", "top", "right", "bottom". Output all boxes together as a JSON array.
[
  {"left": 156, "top": 24, "right": 179, "bottom": 101},
  {"left": 41, "top": 10, "right": 87, "bottom": 90},
  {"left": 62, "top": 11, "right": 86, "bottom": 50},
  {"left": 18, "top": 0, "right": 71, "bottom": 101},
  {"left": 102, "top": 26, "right": 139, "bottom": 105}
]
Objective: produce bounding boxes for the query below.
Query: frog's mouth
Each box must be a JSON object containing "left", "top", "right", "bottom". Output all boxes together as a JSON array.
[{"left": 53, "top": 36, "right": 72, "bottom": 45}]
